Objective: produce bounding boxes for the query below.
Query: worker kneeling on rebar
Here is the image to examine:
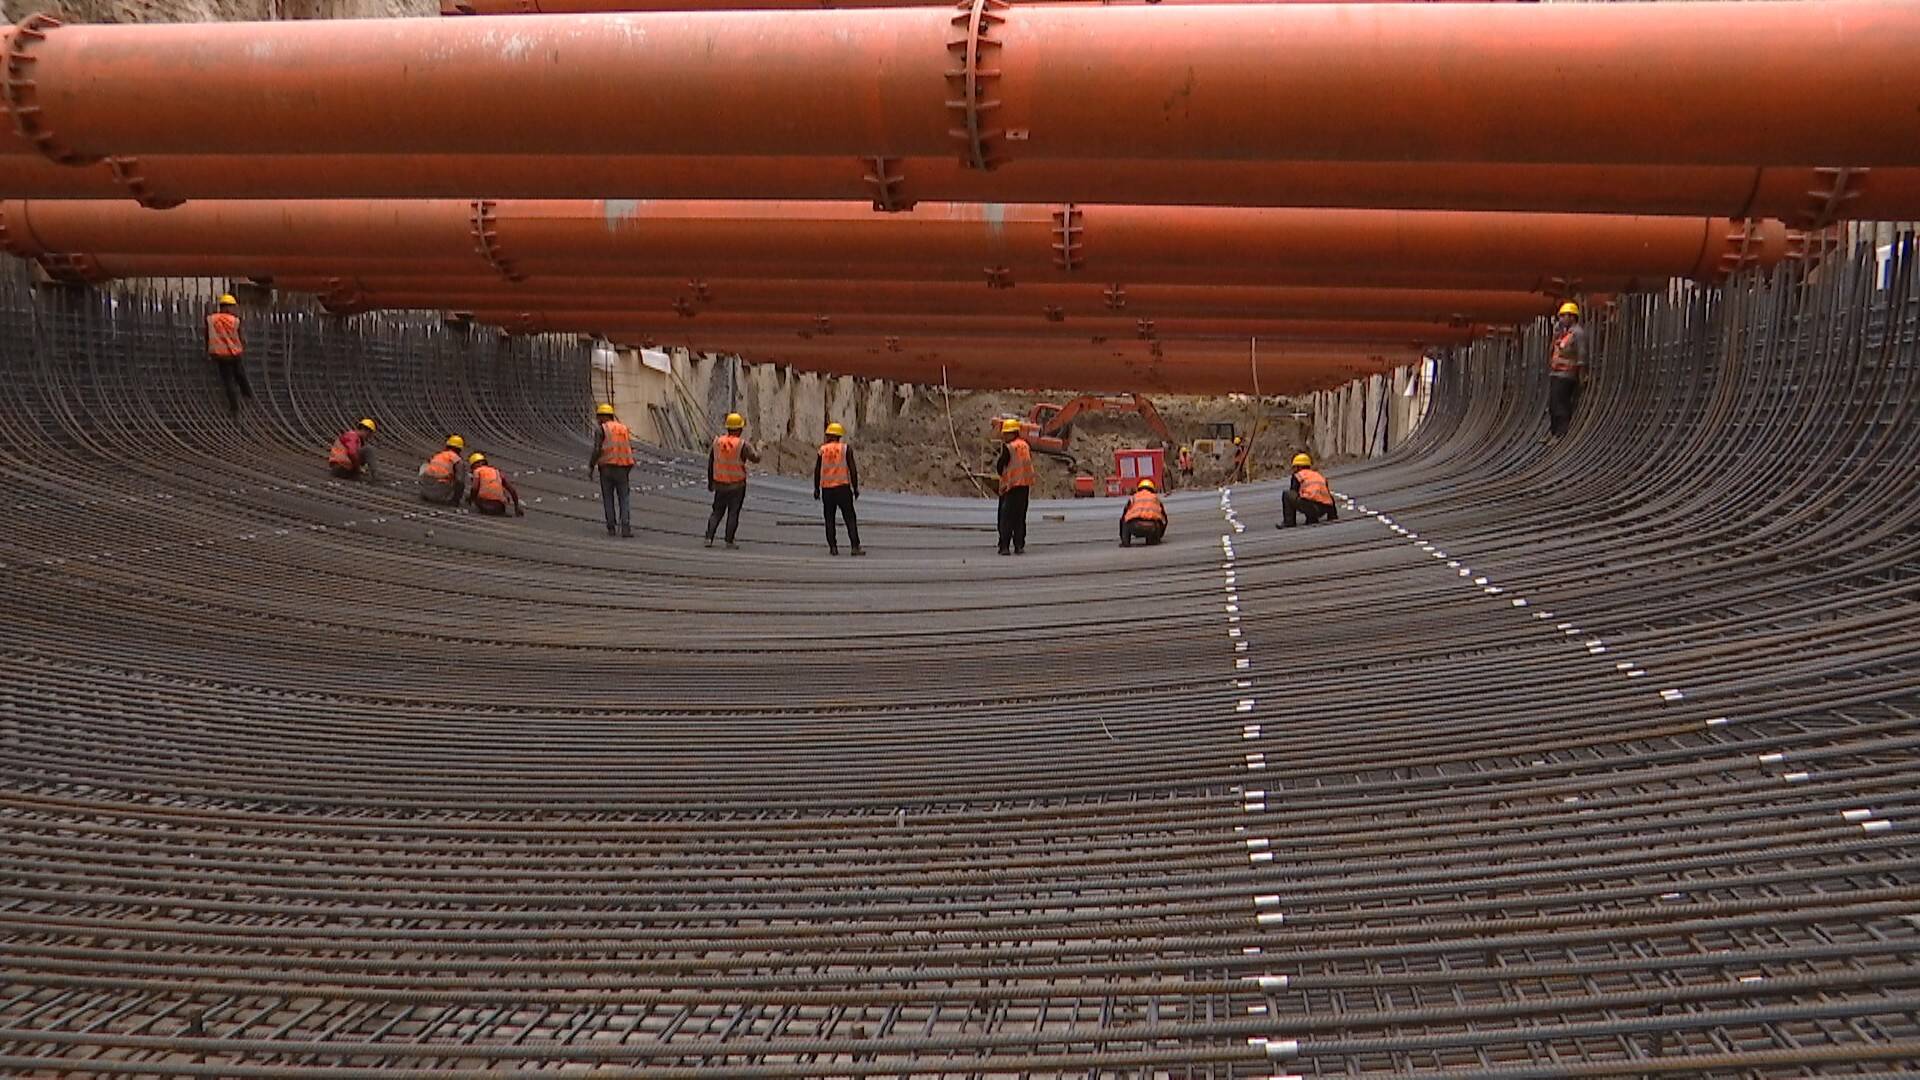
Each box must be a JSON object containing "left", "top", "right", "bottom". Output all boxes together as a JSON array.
[
  {"left": 466, "top": 453, "right": 525, "bottom": 517},
  {"left": 1120, "top": 479, "right": 1168, "bottom": 547},
  {"left": 1279, "top": 453, "right": 1338, "bottom": 528},
  {"left": 418, "top": 435, "right": 467, "bottom": 505},
  {"left": 327, "top": 418, "right": 378, "bottom": 481}
]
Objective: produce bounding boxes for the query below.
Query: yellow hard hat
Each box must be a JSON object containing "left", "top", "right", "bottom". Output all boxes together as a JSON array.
[
  {"left": 1137, "top": 479, "right": 1156, "bottom": 491},
  {"left": 217, "top": 293, "right": 237, "bottom": 306},
  {"left": 1001, "top": 418, "right": 1022, "bottom": 434},
  {"left": 358, "top": 418, "right": 377, "bottom": 433},
  {"left": 467, "top": 452, "right": 486, "bottom": 465},
  {"left": 595, "top": 403, "right": 616, "bottom": 417},
  {"left": 825, "top": 422, "right": 846, "bottom": 437},
  {"left": 725, "top": 412, "right": 745, "bottom": 430},
  {"left": 1292, "top": 453, "right": 1312, "bottom": 467},
  {"left": 1557, "top": 301, "right": 1580, "bottom": 318},
  {"left": 445, "top": 435, "right": 465, "bottom": 450}
]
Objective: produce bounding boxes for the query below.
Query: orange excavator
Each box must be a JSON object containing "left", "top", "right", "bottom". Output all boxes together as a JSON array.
[{"left": 990, "top": 394, "right": 1176, "bottom": 458}]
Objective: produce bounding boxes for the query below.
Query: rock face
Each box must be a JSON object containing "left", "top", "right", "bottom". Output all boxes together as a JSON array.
[{"left": 19, "top": 0, "right": 433, "bottom": 25}]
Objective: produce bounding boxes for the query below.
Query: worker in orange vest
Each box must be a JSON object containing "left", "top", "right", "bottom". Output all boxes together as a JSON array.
[
  {"left": 1120, "top": 478, "right": 1168, "bottom": 547},
  {"left": 705, "top": 412, "right": 762, "bottom": 549},
  {"left": 465, "top": 453, "right": 526, "bottom": 517},
  {"left": 814, "top": 422, "right": 865, "bottom": 557},
  {"left": 1546, "top": 301, "right": 1587, "bottom": 443},
  {"left": 1176, "top": 445, "right": 1195, "bottom": 485},
  {"left": 418, "top": 434, "right": 467, "bottom": 505},
  {"left": 589, "top": 403, "right": 636, "bottom": 538},
  {"left": 1279, "top": 453, "right": 1338, "bottom": 528},
  {"left": 327, "top": 418, "right": 378, "bottom": 480},
  {"left": 206, "top": 293, "right": 252, "bottom": 416},
  {"left": 994, "top": 418, "right": 1035, "bottom": 556}
]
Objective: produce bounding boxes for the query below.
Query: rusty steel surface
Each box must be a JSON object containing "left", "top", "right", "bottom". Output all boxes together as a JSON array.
[
  {"left": 441, "top": 0, "right": 1529, "bottom": 14},
  {"left": 2, "top": 3, "right": 1917, "bottom": 167},
  {"left": 2, "top": 241, "right": 1918, "bottom": 1076},
  {"left": 2, "top": 155, "right": 1913, "bottom": 226},
  {"left": 0, "top": 199, "right": 1794, "bottom": 288}
]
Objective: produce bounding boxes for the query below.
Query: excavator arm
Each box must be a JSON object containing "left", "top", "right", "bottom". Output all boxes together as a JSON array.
[{"left": 1128, "top": 394, "right": 1176, "bottom": 445}]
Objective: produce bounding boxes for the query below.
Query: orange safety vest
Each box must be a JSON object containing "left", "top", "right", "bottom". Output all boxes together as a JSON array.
[
  {"left": 597, "top": 420, "right": 636, "bottom": 467},
  {"left": 472, "top": 465, "right": 508, "bottom": 504},
  {"left": 1550, "top": 328, "right": 1583, "bottom": 375},
  {"left": 207, "top": 312, "right": 243, "bottom": 358},
  {"left": 1000, "top": 437, "right": 1035, "bottom": 493},
  {"left": 422, "top": 449, "right": 460, "bottom": 484},
  {"left": 1296, "top": 468, "right": 1332, "bottom": 505},
  {"left": 328, "top": 430, "right": 363, "bottom": 470},
  {"left": 1123, "top": 489, "right": 1167, "bottom": 524},
  {"left": 1178, "top": 448, "right": 1193, "bottom": 470},
  {"left": 712, "top": 433, "right": 747, "bottom": 484},
  {"left": 818, "top": 441, "right": 851, "bottom": 489}
]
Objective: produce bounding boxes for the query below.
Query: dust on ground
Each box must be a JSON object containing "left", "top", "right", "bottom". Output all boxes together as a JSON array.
[{"left": 757, "top": 390, "right": 1315, "bottom": 500}]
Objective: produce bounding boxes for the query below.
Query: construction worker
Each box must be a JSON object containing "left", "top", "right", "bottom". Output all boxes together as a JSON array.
[
  {"left": 418, "top": 435, "right": 467, "bottom": 506},
  {"left": 1279, "top": 453, "right": 1337, "bottom": 528},
  {"left": 466, "top": 453, "right": 526, "bottom": 517},
  {"left": 814, "top": 422, "right": 865, "bottom": 557},
  {"left": 1120, "top": 478, "right": 1168, "bottom": 547},
  {"left": 1546, "top": 301, "right": 1586, "bottom": 442},
  {"left": 994, "top": 418, "right": 1034, "bottom": 556},
  {"left": 207, "top": 293, "right": 252, "bottom": 416},
  {"left": 1177, "top": 445, "right": 1195, "bottom": 484},
  {"left": 705, "top": 412, "right": 761, "bottom": 549},
  {"left": 589, "top": 403, "right": 635, "bottom": 538},
  {"left": 327, "top": 418, "right": 378, "bottom": 481}
]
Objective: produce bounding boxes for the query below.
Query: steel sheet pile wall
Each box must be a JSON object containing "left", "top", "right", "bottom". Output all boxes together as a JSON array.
[{"left": 0, "top": 247, "right": 1917, "bottom": 1075}]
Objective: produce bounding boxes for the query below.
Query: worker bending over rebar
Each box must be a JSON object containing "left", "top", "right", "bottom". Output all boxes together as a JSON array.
[
  {"left": 1120, "top": 479, "right": 1167, "bottom": 547},
  {"left": 418, "top": 435, "right": 467, "bottom": 505},
  {"left": 466, "top": 453, "right": 525, "bottom": 517},
  {"left": 1279, "top": 453, "right": 1337, "bottom": 528},
  {"left": 327, "top": 418, "right": 378, "bottom": 481}
]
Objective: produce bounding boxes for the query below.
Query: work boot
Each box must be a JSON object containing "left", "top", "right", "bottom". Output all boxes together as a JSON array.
[
  {"left": 606, "top": 525, "right": 616, "bottom": 537},
  {"left": 829, "top": 546, "right": 839, "bottom": 556},
  {"left": 849, "top": 546, "right": 866, "bottom": 557},
  {"left": 620, "top": 525, "right": 633, "bottom": 538},
  {"left": 1014, "top": 546, "right": 1025, "bottom": 555},
  {"left": 725, "top": 540, "right": 739, "bottom": 550},
  {"left": 704, "top": 538, "right": 714, "bottom": 548},
  {"left": 998, "top": 546, "right": 1011, "bottom": 556},
  {"left": 1121, "top": 538, "right": 1132, "bottom": 548}
]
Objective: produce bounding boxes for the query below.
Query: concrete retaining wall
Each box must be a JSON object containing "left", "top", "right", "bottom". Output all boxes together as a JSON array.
[
  {"left": 600, "top": 346, "right": 919, "bottom": 450},
  {"left": 1307, "top": 360, "right": 1433, "bottom": 461}
]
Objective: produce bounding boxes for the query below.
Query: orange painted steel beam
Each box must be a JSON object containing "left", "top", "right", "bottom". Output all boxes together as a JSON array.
[
  {"left": 2, "top": 3, "right": 1916, "bottom": 169},
  {"left": 2, "top": 155, "right": 1907, "bottom": 226},
  {"left": 472, "top": 310, "right": 1482, "bottom": 345},
  {"left": 0, "top": 199, "right": 1793, "bottom": 288},
  {"left": 287, "top": 278, "right": 1555, "bottom": 324},
  {"left": 445, "top": 0, "right": 1520, "bottom": 14}
]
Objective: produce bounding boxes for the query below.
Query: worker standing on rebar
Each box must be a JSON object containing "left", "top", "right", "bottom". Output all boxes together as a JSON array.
[
  {"left": 589, "top": 403, "right": 636, "bottom": 538},
  {"left": 814, "top": 422, "right": 865, "bottom": 557},
  {"left": 1279, "top": 453, "right": 1337, "bottom": 528},
  {"left": 327, "top": 418, "right": 378, "bottom": 481},
  {"left": 1546, "top": 301, "right": 1586, "bottom": 443},
  {"left": 466, "top": 453, "right": 526, "bottom": 517},
  {"left": 705, "top": 412, "right": 761, "bottom": 549},
  {"left": 1120, "top": 479, "right": 1168, "bottom": 547},
  {"left": 418, "top": 435, "right": 467, "bottom": 506},
  {"left": 206, "top": 293, "right": 253, "bottom": 417},
  {"left": 994, "top": 418, "right": 1035, "bottom": 556}
]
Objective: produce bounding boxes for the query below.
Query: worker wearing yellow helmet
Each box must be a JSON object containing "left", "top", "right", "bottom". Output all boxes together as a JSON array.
[
  {"left": 994, "top": 417, "right": 1036, "bottom": 555},
  {"left": 814, "top": 421, "right": 866, "bottom": 557},
  {"left": 1120, "top": 477, "right": 1168, "bottom": 548},
  {"left": 590, "top": 403, "right": 637, "bottom": 538},
  {"left": 1546, "top": 299, "right": 1587, "bottom": 444},
  {"left": 1280, "top": 452, "right": 1338, "bottom": 529},
  {"left": 206, "top": 291, "right": 252, "bottom": 416},
  {"left": 466, "top": 451, "right": 526, "bottom": 518},
  {"left": 418, "top": 434, "right": 469, "bottom": 506},
  {"left": 705, "top": 411, "right": 762, "bottom": 549},
  {"left": 326, "top": 418, "right": 379, "bottom": 481}
]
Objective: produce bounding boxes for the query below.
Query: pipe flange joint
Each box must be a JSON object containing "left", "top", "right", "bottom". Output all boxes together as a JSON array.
[
  {"left": 945, "top": 0, "right": 1009, "bottom": 171},
  {"left": 884, "top": 335, "right": 903, "bottom": 352},
  {"left": 1802, "top": 167, "right": 1867, "bottom": 231},
  {"left": 5, "top": 14, "right": 98, "bottom": 168},
  {"left": 1715, "top": 218, "right": 1762, "bottom": 280},
  {"left": 1051, "top": 204, "right": 1084, "bottom": 271},
  {"left": 862, "top": 157, "right": 914, "bottom": 213},
  {"left": 1135, "top": 317, "right": 1157, "bottom": 340},
  {"left": 1103, "top": 284, "right": 1127, "bottom": 311},
  {"left": 984, "top": 266, "right": 1014, "bottom": 290},
  {"left": 106, "top": 157, "right": 185, "bottom": 211},
  {"left": 1042, "top": 305, "right": 1065, "bottom": 322},
  {"left": 468, "top": 199, "right": 525, "bottom": 283},
  {"left": 671, "top": 297, "right": 697, "bottom": 318},
  {"left": 687, "top": 279, "right": 712, "bottom": 302},
  {"left": 813, "top": 315, "right": 834, "bottom": 335},
  {"left": 37, "top": 251, "right": 104, "bottom": 284}
]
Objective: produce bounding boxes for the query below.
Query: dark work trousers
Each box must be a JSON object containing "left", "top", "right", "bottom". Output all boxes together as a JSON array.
[
  {"left": 599, "top": 465, "right": 632, "bottom": 534},
  {"left": 1121, "top": 518, "right": 1166, "bottom": 545},
  {"left": 1548, "top": 374, "right": 1581, "bottom": 437},
  {"left": 1281, "top": 490, "right": 1338, "bottom": 527},
  {"left": 821, "top": 486, "right": 860, "bottom": 551},
  {"left": 707, "top": 485, "right": 747, "bottom": 543},
  {"left": 997, "top": 486, "right": 1030, "bottom": 553},
  {"left": 214, "top": 357, "right": 253, "bottom": 414},
  {"left": 473, "top": 498, "right": 509, "bottom": 517}
]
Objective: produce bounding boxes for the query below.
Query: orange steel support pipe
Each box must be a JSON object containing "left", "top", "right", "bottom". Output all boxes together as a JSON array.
[
  {"left": 2, "top": 3, "right": 1916, "bottom": 169},
  {"left": 0, "top": 200, "right": 1794, "bottom": 287},
  {"left": 471, "top": 310, "right": 1483, "bottom": 345},
  {"left": 444, "top": 0, "right": 1524, "bottom": 14},
  {"left": 286, "top": 278, "right": 1555, "bottom": 323},
  {"left": 4, "top": 155, "right": 1909, "bottom": 226}
]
